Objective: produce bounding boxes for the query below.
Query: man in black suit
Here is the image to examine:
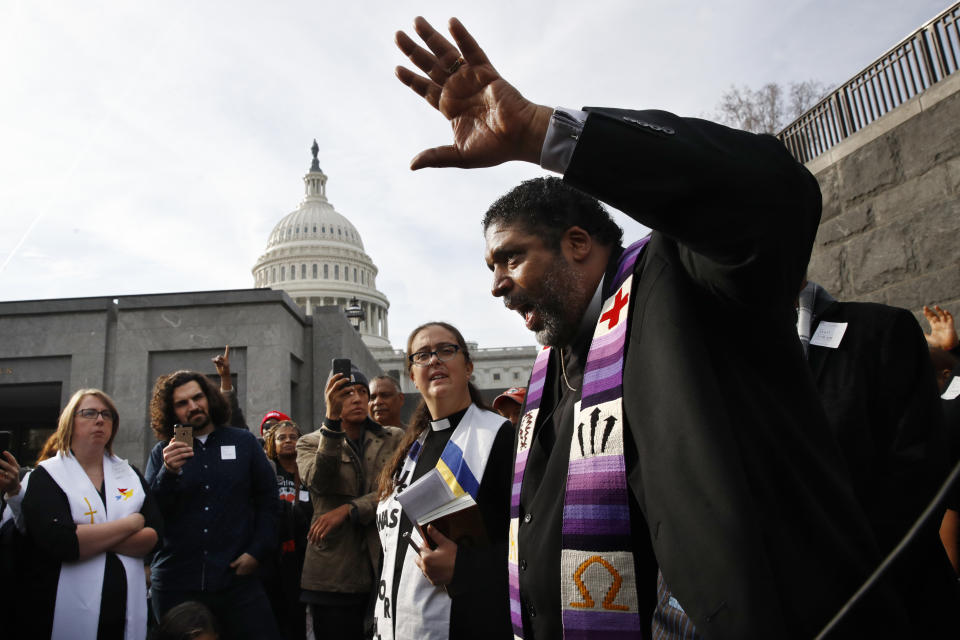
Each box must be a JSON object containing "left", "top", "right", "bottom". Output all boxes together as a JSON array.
[
  {"left": 798, "top": 281, "right": 959, "bottom": 633},
  {"left": 394, "top": 17, "right": 906, "bottom": 638}
]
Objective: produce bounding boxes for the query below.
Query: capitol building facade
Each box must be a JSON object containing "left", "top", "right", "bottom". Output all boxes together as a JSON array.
[
  {"left": 252, "top": 141, "right": 391, "bottom": 349},
  {"left": 252, "top": 141, "right": 537, "bottom": 397}
]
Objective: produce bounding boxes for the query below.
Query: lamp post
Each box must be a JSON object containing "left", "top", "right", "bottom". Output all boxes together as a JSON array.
[{"left": 345, "top": 297, "right": 365, "bottom": 332}]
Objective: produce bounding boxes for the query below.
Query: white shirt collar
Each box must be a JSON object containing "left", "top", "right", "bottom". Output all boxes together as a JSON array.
[{"left": 430, "top": 417, "right": 454, "bottom": 432}]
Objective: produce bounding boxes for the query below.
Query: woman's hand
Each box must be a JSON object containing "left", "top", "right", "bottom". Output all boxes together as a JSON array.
[
  {"left": 0, "top": 451, "right": 21, "bottom": 496},
  {"left": 125, "top": 512, "right": 145, "bottom": 533},
  {"left": 415, "top": 525, "right": 458, "bottom": 586},
  {"left": 77, "top": 512, "right": 146, "bottom": 560},
  {"left": 308, "top": 503, "right": 352, "bottom": 543}
]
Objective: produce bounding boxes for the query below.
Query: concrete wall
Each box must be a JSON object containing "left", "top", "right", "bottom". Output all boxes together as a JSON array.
[
  {"left": 0, "top": 289, "right": 381, "bottom": 468},
  {"left": 805, "top": 71, "right": 960, "bottom": 317}
]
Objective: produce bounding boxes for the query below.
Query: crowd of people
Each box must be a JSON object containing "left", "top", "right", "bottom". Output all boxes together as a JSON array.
[{"left": 2, "top": 15, "right": 960, "bottom": 640}]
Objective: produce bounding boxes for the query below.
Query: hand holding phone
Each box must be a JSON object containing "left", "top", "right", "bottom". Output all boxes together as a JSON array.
[
  {"left": 332, "top": 358, "right": 351, "bottom": 381},
  {"left": 326, "top": 359, "right": 353, "bottom": 421},
  {"left": 172, "top": 424, "right": 193, "bottom": 445}
]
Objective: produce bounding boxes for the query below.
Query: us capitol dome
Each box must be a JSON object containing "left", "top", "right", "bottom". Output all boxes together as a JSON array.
[{"left": 252, "top": 141, "right": 391, "bottom": 349}]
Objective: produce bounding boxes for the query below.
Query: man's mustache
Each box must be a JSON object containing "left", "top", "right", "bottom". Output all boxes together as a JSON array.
[{"left": 503, "top": 291, "right": 533, "bottom": 311}]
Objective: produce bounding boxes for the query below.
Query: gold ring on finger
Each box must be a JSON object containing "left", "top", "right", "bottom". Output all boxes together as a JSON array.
[{"left": 446, "top": 56, "right": 465, "bottom": 74}]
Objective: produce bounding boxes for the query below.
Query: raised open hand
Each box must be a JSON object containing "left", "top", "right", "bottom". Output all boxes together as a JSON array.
[
  {"left": 923, "top": 305, "right": 958, "bottom": 351},
  {"left": 395, "top": 16, "right": 552, "bottom": 170}
]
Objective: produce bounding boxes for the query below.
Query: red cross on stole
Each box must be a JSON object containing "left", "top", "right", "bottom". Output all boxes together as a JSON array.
[{"left": 599, "top": 289, "right": 629, "bottom": 330}]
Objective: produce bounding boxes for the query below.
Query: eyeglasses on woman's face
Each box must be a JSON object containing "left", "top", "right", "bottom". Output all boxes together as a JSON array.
[
  {"left": 408, "top": 343, "right": 461, "bottom": 367},
  {"left": 75, "top": 408, "right": 115, "bottom": 422}
]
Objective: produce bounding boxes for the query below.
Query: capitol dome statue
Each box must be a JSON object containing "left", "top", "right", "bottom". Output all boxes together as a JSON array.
[{"left": 252, "top": 141, "right": 391, "bottom": 348}]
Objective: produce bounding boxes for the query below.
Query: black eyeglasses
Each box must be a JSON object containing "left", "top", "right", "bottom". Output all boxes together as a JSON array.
[
  {"left": 76, "top": 409, "right": 115, "bottom": 422},
  {"left": 408, "top": 344, "right": 461, "bottom": 367}
]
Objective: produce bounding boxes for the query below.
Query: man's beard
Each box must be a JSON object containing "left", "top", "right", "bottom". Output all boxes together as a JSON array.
[
  {"left": 505, "top": 255, "right": 587, "bottom": 347},
  {"left": 186, "top": 411, "right": 210, "bottom": 429}
]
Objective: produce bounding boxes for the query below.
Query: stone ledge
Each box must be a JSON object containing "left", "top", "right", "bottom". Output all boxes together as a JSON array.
[
  {"left": 806, "top": 70, "right": 960, "bottom": 176},
  {"left": 0, "top": 288, "right": 306, "bottom": 322}
]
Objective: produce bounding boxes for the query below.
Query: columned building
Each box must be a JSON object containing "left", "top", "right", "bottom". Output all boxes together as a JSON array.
[
  {"left": 253, "top": 141, "right": 538, "bottom": 412},
  {"left": 252, "top": 141, "right": 391, "bottom": 348}
]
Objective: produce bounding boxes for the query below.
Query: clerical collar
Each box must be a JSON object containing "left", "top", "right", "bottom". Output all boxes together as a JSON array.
[{"left": 430, "top": 406, "right": 469, "bottom": 432}]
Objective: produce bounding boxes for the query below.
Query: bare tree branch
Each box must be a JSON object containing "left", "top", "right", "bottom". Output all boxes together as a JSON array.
[{"left": 715, "top": 80, "right": 831, "bottom": 134}]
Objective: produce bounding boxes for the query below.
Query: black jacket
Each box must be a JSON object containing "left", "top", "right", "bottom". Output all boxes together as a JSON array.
[
  {"left": 146, "top": 426, "right": 277, "bottom": 592},
  {"left": 808, "top": 300, "right": 959, "bottom": 631},
  {"left": 513, "top": 108, "right": 907, "bottom": 639}
]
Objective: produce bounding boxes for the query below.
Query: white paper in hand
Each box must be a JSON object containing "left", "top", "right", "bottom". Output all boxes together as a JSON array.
[{"left": 395, "top": 468, "right": 456, "bottom": 524}]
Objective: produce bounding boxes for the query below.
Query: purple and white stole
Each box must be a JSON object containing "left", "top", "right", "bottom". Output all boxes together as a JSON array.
[{"left": 509, "top": 237, "right": 649, "bottom": 640}]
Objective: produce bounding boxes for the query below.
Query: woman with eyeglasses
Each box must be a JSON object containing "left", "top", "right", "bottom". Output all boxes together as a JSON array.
[
  {"left": 263, "top": 420, "right": 312, "bottom": 640},
  {"left": 19, "top": 388, "right": 162, "bottom": 639},
  {"left": 374, "top": 322, "right": 514, "bottom": 640}
]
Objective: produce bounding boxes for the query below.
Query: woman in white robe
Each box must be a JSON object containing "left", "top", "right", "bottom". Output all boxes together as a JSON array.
[
  {"left": 20, "top": 388, "right": 162, "bottom": 640},
  {"left": 374, "top": 322, "right": 514, "bottom": 640}
]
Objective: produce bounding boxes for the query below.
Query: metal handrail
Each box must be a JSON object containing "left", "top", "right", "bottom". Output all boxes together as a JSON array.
[{"left": 777, "top": 2, "right": 960, "bottom": 164}]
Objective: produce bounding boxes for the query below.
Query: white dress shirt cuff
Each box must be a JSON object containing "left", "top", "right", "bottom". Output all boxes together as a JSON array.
[{"left": 540, "top": 107, "right": 588, "bottom": 174}]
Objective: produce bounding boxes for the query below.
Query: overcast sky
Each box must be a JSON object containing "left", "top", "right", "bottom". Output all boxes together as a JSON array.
[{"left": 0, "top": 0, "right": 949, "bottom": 349}]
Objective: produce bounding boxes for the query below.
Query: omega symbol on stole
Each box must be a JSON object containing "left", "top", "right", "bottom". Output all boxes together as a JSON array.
[{"left": 569, "top": 555, "right": 630, "bottom": 611}]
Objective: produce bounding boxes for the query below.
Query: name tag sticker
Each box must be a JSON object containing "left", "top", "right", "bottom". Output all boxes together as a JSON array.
[
  {"left": 943, "top": 376, "right": 960, "bottom": 400},
  {"left": 220, "top": 445, "right": 236, "bottom": 460},
  {"left": 299, "top": 490, "right": 310, "bottom": 502},
  {"left": 810, "top": 321, "right": 847, "bottom": 349}
]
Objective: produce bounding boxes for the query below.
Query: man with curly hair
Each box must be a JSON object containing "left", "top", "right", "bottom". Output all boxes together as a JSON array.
[{"left": 145, "top": 370, "right": 280, "bottom": 640}]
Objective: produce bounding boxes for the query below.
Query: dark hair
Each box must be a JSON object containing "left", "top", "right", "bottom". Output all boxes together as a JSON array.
[
  {"left": 150, "top": 601, "right": 219, "bottom": 640},
  {"left": 370, "top": 375, "right": 402, "bottom": 394},
  {"left": 150, "top": 371, "right": 231, "bottom": 441},
  {"left": 263, "top": 420, "right": 302, "bottom": 461},
  {"left": 482, "top": 176, "right": 623, "bottom": 251},
  {"left": 377, "top": 322, "right": 491, "bottom": 499},
  {"left": 929, "top": 346, "right": 959, "bottom": 373}
]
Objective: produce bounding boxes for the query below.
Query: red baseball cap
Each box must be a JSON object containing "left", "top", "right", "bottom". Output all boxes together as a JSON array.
[
  {"left": 493, "top": 387, "right": 526, "bottom": 412},
  {"left": 260, "top": 410, "right": 291, "bottom": 436}
]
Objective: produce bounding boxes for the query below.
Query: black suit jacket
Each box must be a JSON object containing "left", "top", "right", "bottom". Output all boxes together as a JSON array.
[
  {"left": 513, "top": 109, "right": 907, "bottom": 639},
  {"left": 808, "top": 301, "right": 959, "bottom": 631}
]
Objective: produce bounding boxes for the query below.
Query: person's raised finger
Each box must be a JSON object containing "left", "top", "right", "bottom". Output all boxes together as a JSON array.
[
  {"left": 448, "top": 18, "right": 490, "bottom": 66},
  {"left": 395, "top": 66, "right": 441, "bottom": 110},
  {"left": 224, "top": 345, "right": 230, "bottom": 359},
  {"left": 426, "top": 524, "right": 451, "bottom": 546},
  {"left": 410, "top": 145, "right": 466, "bottom": 171},
  {"left": 325, "top": 372, "right": 346, "bottom": 391},
  {"left": 396, "top": 30, "right": 446, "bottom": 83},
  {"left": 413, "top": 16, "right": 460, "bottom": 66},
  {"left": 331, "top": 375, "right": 352, "bottom": 393}
]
